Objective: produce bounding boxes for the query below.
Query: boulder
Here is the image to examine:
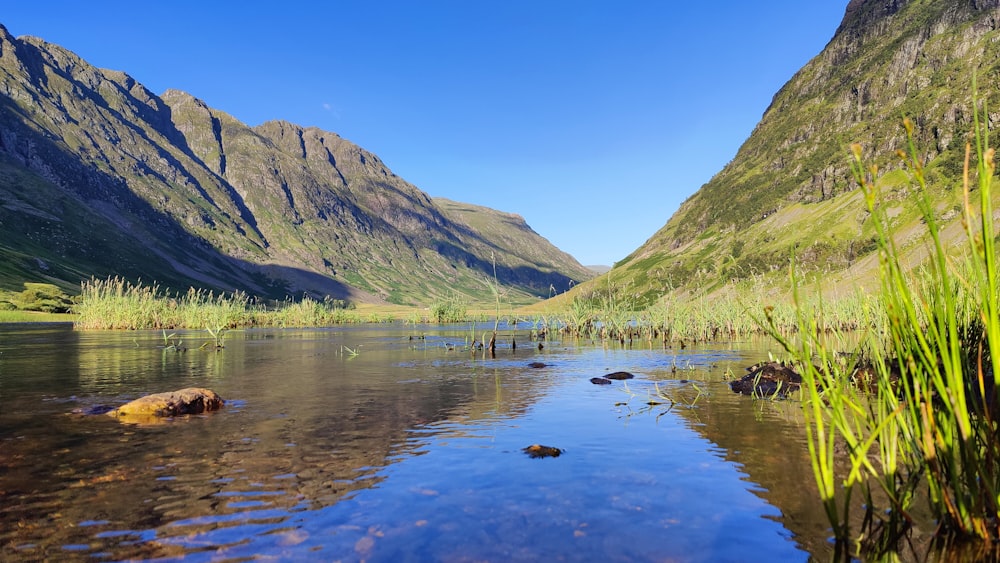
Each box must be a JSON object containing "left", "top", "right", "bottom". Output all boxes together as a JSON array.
[
  {"left": 730, "top": 362, "right": 801, "bottom": 397},
  {"left": 603, "top": 371, "right": 635, "bottom": 380},
  {"left": 107, "top": 387, "right": 224, "bottom": 420}
]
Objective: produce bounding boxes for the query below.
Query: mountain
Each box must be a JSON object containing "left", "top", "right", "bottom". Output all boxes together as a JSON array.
[
  {"left": 0, "top": 25, "right": 592, "bottom": 305},
  {"left": 582, "top": 0, "right": 1000, "bottom": 306},
  {"left": 432, "top": 198, "right": 590, "bottom": 290}
]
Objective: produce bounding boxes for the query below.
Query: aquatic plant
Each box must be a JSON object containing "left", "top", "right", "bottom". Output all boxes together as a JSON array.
[
  {"left": 770, "top": 94, "right": 1000, "bottom": 554},
  {"left": 74, "top": 277, "right": 404, "bottom": 329},
  {"left": 430, "top": 294, "right": 468, "bottom": 323},
  {"left": 160, "top": 329, "right": 183, "bottom": 352},
  {"left": 203, "top": 325, "right": 227, "bottom": 349}
]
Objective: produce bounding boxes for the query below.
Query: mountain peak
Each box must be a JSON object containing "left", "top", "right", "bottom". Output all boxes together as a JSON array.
[
  {"left": 837, "top": 0, "right": 907, "bottom": 34},
  {"left": 595, "top": 0, "right": 1000, "bottom": 305},
  {"left": 0, "top": 25, "right": 592, "bottom": 304}
]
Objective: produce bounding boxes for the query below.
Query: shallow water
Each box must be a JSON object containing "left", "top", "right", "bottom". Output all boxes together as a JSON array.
[{"left": 0, "top": 323, "right": 830, "bottom": 561}]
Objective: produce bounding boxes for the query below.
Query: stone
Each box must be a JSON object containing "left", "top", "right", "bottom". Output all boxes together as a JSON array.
[
  {"left": 603, "top": 371, "right": 635, "bottom": 380},
  {"left": 523, "top": 444, "right": 562, "bottom": 458},
  {"left": 107, "top": 387, "right": 224, "bottom": 420},
  {"left": 729, "top": 362, "right": 802, "bottom": 397}
]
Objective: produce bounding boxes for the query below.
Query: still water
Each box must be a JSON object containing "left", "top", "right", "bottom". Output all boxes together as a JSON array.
[{"left": 0, "top": 323, "right": 831, "bottom": 561}]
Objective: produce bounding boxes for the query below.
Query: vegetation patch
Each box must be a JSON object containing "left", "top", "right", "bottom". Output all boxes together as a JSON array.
[
  {"left": 0, "top": 282, "right": 75, "bottom": 313},
  {"left": 768, "top": 108, "right": 1000, "bottom": 557}
]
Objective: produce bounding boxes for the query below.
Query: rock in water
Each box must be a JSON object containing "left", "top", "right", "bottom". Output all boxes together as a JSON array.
[
  {"left": 729, "top": 362, "right": 802, "bottom": 397},
  {"left": 108, "top": 388, "right": 224, "bottom": 420},
  {"left": 523, "top": 444, "right": 563, "bottom": 458},
  {"left": 603, "top": 371, "right": 634, "bottom": 380}
]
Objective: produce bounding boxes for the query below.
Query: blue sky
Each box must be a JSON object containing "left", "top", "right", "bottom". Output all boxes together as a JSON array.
[{"left": 2, "top": 2, "right": 847, "bottom": 267}]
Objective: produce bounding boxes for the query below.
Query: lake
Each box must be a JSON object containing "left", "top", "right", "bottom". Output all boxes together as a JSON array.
[{"left": 0, "top": 322, "right": 835, "bottom": 561}]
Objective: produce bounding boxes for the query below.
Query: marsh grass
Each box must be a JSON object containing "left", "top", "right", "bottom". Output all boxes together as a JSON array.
[
  {"left": 0, "top": 309, "right": 75, "bottom": 323},
  {"left": 74, "top": 277, "right": 384, "bottom": 329},
  {"left": 768, "top": 97, "right": 1000, "bottom": 555},
  {"left": 542, "top": 278, "right": 873, "bottom": 347},
  {"left": 429, "top": 295, "right": 468, "bottom": 323}
]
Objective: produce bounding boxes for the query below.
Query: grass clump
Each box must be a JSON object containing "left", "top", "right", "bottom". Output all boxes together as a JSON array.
[
  {"left": 74, "top": 277, "right": 372, "bottom": 329},
  {"left": 429, "top": 295, "right": 468, "bottom": 323},
  {"left": 768, "top": 96, "right": 1000, "bottom": 556}
]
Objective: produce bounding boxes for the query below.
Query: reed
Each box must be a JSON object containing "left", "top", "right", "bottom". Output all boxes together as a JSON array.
[
  {"left": 542, "top": 276, "right": 874, "bottom": 347},
  {"left": 429, "top": 295, "right": 468, "bottom": 324},
  {"left": 770, "top": 95, "right": 1000, "bottom": 554},
  {"left": 73, "top": 277, "right": 383, "bottom": 329}
]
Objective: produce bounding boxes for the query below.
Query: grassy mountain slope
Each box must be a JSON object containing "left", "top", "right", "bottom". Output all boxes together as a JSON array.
[
  {"left": 0, "top": 25, "right": 591, "bottom": 305},
  {"left": 434, "top": 197, "right": 593, "bottom": 288},
  {"left": 574, "top": 0, "right": 1000, "bottom": 307}
]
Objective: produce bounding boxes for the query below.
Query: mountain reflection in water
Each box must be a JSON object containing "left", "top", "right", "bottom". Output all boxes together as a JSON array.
[{"left": 0, "top": 324, "right": 821, "bottom": 561}]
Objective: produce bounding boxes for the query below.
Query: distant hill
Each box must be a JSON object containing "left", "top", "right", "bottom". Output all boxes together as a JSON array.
[
  {"left": 0, "top": 25, "right": 591, "bottom": 305},
  {"left": 574, "top": 0, "right": 1000, "bottom": 306},
  {"left": 433, "top": 198, "right": 593, "bottom": 283}
]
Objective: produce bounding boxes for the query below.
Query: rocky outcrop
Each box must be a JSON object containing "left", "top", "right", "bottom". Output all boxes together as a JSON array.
[{"left": 107, "top": 387, "right": 224, "bottom": 421}]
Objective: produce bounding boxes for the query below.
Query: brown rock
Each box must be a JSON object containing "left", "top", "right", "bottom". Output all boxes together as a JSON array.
[
  {"left": 603, "top": 371, "right": 635, "bottom": 380},
  {"left": 107, "top": 387, "right": 224, "bottom": 421},
  {"left": 523, "top": 444, "right": 563, "bottom": 458}
]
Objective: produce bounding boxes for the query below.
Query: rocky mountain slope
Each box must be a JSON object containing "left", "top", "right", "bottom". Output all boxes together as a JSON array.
[
  {"left": 584, "top": 0, "right": 1000, "bottom": 306},
  {"left": 0, "top": 25, "right": 591, "bottom": 305}
]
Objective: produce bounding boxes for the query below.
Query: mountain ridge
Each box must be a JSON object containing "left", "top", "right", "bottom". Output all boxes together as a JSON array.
[
  {"left": 0, "top": 24, "right": 592, "bottom": 305},
  {"left": 581, "top": 0, "right": 1000, "bottom": 307}
]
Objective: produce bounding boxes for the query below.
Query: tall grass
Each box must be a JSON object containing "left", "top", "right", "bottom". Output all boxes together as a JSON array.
[
  {"left": 544, "top": 277, "right": 874, "bottom": 346},
  {"left": 74, "top": 277, "right": 381, "bottom": 329},
  {"left": 768, "top": 96, "right": 1000, "bottom": 554},
  {"left": 429, "top": 295, "right": 468, "bottom": 323}
]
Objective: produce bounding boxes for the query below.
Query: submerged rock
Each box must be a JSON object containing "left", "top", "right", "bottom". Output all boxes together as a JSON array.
[
  {"left": 590, "top": 371, "right": 636, "bottom": 385},
  {"left": 603, "top": 371, "right": 635, "bottom": 380},
  {"left": 730, "top": 362, "right": 801, "bottom": 397},
  {"left": 107, "top": 387, "right": 224, "bottom": 421},
  {"left": 71, "top": 404, "right": 115, "bottom": 416},
  {"left": 523, "top": 444, "right": 563, "bottom": 458}
]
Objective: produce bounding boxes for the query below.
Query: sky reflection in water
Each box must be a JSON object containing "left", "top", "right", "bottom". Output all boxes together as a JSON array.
[{"left": 0, "top": 325, "right": 809, "bottom": 561}]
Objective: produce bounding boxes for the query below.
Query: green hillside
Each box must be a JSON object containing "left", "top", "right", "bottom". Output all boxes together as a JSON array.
[
  {"left": 576, "top": 0, "right": 1000, "bottom": 307},
  {"left": 0, "top": 26, "right": 592, "bottom": 306}
]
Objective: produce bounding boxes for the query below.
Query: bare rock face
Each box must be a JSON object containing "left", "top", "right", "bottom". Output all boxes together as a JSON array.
[{"left": 107, "top": 388, "right": 224, "bottom": 421}]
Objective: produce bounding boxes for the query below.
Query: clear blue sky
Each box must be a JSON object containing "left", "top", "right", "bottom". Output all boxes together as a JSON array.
[{"left": 2, "top": 1, "right": 847, "bottom": 267}]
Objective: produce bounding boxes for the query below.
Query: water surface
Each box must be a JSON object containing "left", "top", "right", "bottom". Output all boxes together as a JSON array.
[{"left": 0, "top": 323, "right": 826, "bottom": 561}]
